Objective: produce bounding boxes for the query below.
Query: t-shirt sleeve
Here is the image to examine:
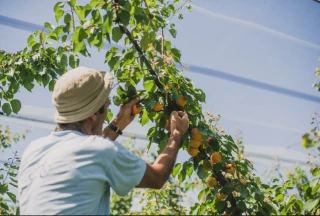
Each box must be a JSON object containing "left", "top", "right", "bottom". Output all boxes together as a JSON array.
[{"left": 106, "top": 141, "right": 146, "bottom": 196}]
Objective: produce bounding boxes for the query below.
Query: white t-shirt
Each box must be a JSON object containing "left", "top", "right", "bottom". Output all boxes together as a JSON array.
[{"left": 18, "top": 130, "right": 146, "bottom": 215}]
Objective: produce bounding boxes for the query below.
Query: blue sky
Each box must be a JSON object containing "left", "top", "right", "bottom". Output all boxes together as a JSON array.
[{"left": 1, "top": 0, "right": 319, "bottom": 185}]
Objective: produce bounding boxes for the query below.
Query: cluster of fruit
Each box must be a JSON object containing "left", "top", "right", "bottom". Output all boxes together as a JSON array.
[{"left": 131, "top": 83, "right": 187, "bottom": 115}]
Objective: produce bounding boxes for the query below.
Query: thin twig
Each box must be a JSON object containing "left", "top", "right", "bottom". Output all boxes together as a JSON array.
[
  {"left": 169, "top": 0, "right": 190, "bottom": 21},
  {"left": 69, "top": 4, "right": 76, "bottom": 32},
  {"left": 161, "top": 28, "right": 164, "bottom": 57},
  {"left": 2, "top": 151, "right": 18, "bottom": 184}
]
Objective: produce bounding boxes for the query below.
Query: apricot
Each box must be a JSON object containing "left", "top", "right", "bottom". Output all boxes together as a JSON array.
[
  {"left": 226, "top": 164, "right": 236, "bottom": 175},
  {"left": 191, "top": 128, "right": 202, "bottom": 141},
  {"left": 240, "top": 179, "right": 247, "bottom": 185},
  {"left": 188, "top": 147, "right": 199, "bottom": 157},
  {"left": 210, "top": 152, "right": 222, "bottom": 163},
  {"left": 132, "top": 104, "right": 142, "bottom": 115},
  {"left": 153, "top": 102, "right": 163, "bottom": 111},
  {"left": 190, "top": 138, "right": 201, "bottom": 148},
  {"left": 206, "top": 176, "right": 217, "bottom": 187},
  {"left": 216, "top": 192, "right": 228, "bottom": 200},
  {"left": 176, "top": 95, "right": 187, "bottom": 107}
]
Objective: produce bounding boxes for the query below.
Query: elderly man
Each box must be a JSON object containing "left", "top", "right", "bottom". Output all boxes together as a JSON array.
[{"left": 18, "top": 67, "right": 189, "bottom": 215}]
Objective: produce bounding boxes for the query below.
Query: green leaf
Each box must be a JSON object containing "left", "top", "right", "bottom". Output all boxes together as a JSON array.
[
  {"left": 27, "top": 35, "right": 35, "bottom": 47},
  {"left": 69, "top": 0, "right": 76, "bottom": 7},
  {"left": 91, "top": 9, "right": 102, "bottom": 24},
  {"left": 304, "top": 199, "right": 319, "bottom": 212},
  {"left": 55, "top": 26, "right": 63, "bottom": 37},
  {"left": 178, "top": 169, "right": 186, "bottom": 182},
  {"left": 73, "top": 40, "right": 85, "bottom": 52},
  {"left": 102, "top": 12, "right": 113, "bottom": 34},
  {"left": 311, "top": 167, "right": 320, "bottom": 176},
  {"left": 49, "top": 80, "right": 56, "bottom": 92},
  {"left": 214, "top": 200, "right": 226, "bottom": 212},
  {"left": 105, "top": 47, "right": 119, "bottom": 62},
  {"left": 238, "top": 200, "right": 247, "bottom": 212},
  {"left": 198, "top": 189, "right": 205, "bottom": 201},
  {"left": 0, "top": 203, "right": 9, "bottom": 211},
  {"left": 40, "top": 32, "right": 46, "bottom": 44},
  {"left": 62, "top": 35, "right": 68, "bottom": 42},
  {"left": 64, "top": 13, "right": 72, "bottom": 24},
  {"left": 105, "top": 108, "right": 113, "bottom": 123},
  {"left": 274, "top": 193, "right": 284, "bottom": 201},
  {"left": 10, "top": 99, "right": 21, "bottom": 114},
  {"left": 140, "top": 33, "right": 149, "bottom": 50},
  {"left": 118, "top": 10, "right": 130, "bottom": 26},
  {"left": 169, "top": 29, "right": 177, "bottom": 38},
  {"left": 186, "top": 5, "right": 192, "bottom": 12},
  {"left": 112, "top": 27, "right": 122, "bottom": 43},
  {"left": 186, "top": 163, "right": 193, "bottom": 177},
  {"left": 143, "top": 80, "right": 155, "bottom": 92},
  {"left": 55, "top": 8, "right": 64, "bottom": 23},
  {"left": 172, "top": 163, "right": 181, "bottom": 178},
  {"left": 7, "top": 192, "right": 16, "bottom": 203},
  {"left": 295, "top": 200, "right": 303, "bottom": 213},
  {"left": 171, "top": 48, "right": 181, "bottom": 63},
  {"left": 0, "top": 183, "right": 8, "bottom": 193},
  {"left": 42, "top": 74, "right": 50, "bottom": 87},
  {"left": 285, "top": 195, "right": 296, "bottom": 213},
  {"left": 23, "top": 80, "right": 35, "bottom": 92},
  {"left": 44, "top": 22, "right": 53, "bottom": 29},
  {"left": 140, "top": 111, "right": 149, "bottom": 126},
  {"left": 69, "top": 54, "right": 79, "bottom": 68},
  {"left": 2, "top": 103, "right": 12, "bottom": 116},
  {"left": 194, "top": 88, "right": 206, "bottom": 102},
  {"left": 10, "top": 177, "right": 18, "bottom": 183},
  {"left": 108, "top": 56, "right": 121, "bottom": 71},
  {"left": 54, "top": 2, "right": 64, "bottom": 13},
  {"left": 197, "top": 164, "right": 204, "bottom": 179}
]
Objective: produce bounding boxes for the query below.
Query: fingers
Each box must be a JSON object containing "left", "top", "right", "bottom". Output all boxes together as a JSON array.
[{"left": 126, "top": 96, "right": 140, "bottom": 107}]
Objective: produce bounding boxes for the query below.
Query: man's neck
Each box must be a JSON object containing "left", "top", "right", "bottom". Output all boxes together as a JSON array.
[{"left": 55, "top": 122, "right": 92, "bottom": 135}]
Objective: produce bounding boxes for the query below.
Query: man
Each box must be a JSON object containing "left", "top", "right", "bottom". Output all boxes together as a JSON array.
[{"left": 18, "top": 67, "right": 189, "bottom": 215}]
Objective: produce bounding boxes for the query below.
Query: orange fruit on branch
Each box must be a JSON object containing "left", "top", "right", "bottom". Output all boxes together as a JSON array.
[
  {"left": 216, "top": 192, "right": 228, "bottom": 200},
  {"left": 206, "top": 176, "right": 217, "bottom": 188},
  {"left": 132, "top": 104, "right": 142, "bottom": 115},
  {"left": 240, "top": 179, "right": 247, "bottom": 185},
  {"left": 191, "top": 128, "right": 202, "bottom": 141},
  {"left": 226, "top": 164, "right": 236, "bottom": 175},
  {"left": 176, "top": 95, "right": 187, "bottom": 107},
  {"left": 188, "top": 147, "right": 199, "bottom": 157},
  {"left": 210, "top": 152, "right": 222, "bottom": 163},
  {"left": 190, "top": 138, "right": 201, "bottom": 148},
  {"left": 165, "top": 83, "right": 180, "bottom": 91},
  {"left": 153, "top": 102, "right": 163, "bottom": 111}
]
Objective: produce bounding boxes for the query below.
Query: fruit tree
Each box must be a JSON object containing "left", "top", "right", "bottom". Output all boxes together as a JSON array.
[{"left": 1, "top": 0, "right": 319, "bottom": 215}]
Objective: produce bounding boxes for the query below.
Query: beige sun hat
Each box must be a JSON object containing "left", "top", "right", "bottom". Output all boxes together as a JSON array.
[{"left": 52, "top": 66, "right": 113, "bottom": 123}]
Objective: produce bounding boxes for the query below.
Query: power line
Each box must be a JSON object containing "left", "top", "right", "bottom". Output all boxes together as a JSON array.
[{"left": 0, "top": 15, "right": 319, "bottom": 103}]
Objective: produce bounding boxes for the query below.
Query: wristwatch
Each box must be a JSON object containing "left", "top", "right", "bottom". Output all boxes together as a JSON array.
[{"left": 108, "top": 124, "right": 123, "bottom": 135}]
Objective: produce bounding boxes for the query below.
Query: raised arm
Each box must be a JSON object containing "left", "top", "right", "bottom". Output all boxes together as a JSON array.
[{"left": 136, "top": 111, "right": 189, "bottom": 189}]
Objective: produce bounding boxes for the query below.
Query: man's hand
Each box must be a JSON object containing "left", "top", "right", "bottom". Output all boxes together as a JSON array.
[
  {"left": 112, "top": 97, "right": 140, "bottom": 131},
  {"left": 170, "top": 111, "right": 189, "bottom": 137}
]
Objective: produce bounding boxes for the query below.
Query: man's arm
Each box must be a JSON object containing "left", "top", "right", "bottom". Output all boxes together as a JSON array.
[
  {"left": 136, "top": 111, "right": 189, "bottom": 189},
  {"left": 102, "top": 97, "right": 140, "bottom": 141}
]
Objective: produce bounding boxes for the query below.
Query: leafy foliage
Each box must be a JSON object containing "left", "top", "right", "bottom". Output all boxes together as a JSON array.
[
  {"left": 0, "top": 151, "right": 22, "bottom": 216},
  {"left": 1, "top": 0, "right": 319, "bottom": 215}
]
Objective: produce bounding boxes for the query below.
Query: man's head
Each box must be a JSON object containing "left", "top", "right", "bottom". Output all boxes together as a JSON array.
[{"left": 52, "top": 67, "right": 113, "bottom": 135}]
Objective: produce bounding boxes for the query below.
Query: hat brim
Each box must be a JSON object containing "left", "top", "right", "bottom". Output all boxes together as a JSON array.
[{"left": 54, "top": 72, "right": 113, "bottom": 123}]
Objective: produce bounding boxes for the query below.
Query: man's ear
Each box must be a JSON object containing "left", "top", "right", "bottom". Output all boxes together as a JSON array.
[{"left": 89, "top": 114, "right": 97, "bottom": 122}]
